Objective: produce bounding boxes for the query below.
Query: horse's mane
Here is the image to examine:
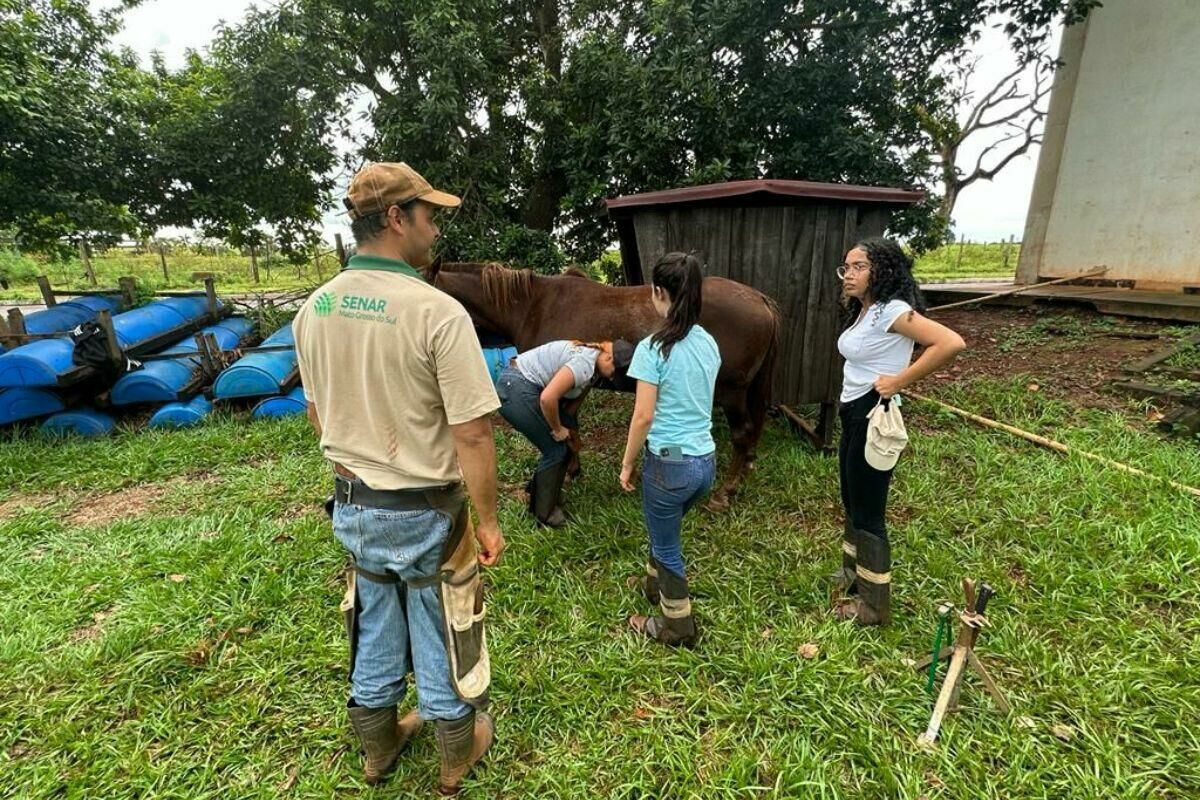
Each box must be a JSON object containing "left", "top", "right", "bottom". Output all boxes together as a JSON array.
[{"left": 479, "top": 264, "right": 533, "bottom": 308}]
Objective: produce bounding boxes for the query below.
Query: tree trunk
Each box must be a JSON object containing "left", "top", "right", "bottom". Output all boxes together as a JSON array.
[{"left": 520, "top": 0, "right": 568, "bottom": 233}]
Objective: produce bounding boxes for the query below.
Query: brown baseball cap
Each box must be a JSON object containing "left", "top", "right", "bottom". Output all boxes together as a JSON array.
[{"left": 343, "top": 162, "right": 461, "bottom": 219}]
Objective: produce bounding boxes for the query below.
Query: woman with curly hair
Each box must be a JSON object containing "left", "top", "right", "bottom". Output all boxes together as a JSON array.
[{"left": 833, "top": 237, "right": 965, "bottom": 625}]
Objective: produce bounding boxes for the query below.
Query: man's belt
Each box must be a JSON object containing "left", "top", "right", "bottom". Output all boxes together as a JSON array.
[{"left": 334, "top": 474, "right": 461, "bottom": 511}]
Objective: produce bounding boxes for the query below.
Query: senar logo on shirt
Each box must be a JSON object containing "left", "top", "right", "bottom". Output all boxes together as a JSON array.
[
  {"left": 341, "top": 295, "right": 388, "bottom": 313},
  {"left": 336, "top": 294, "right": 396, "bottom": 325},
  {"left": 313, "top": 291, "right": 336, "bottom": 317}
]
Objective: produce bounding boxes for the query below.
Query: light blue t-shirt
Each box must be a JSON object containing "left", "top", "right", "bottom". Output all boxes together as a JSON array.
[{"left": 627, "top": 325, "right": 721, "bottom": 457}]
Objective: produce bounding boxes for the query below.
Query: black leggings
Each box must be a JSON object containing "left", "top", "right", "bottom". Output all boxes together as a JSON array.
[{"left": 838, "top": 389, "right": 895, "bottom": 541}]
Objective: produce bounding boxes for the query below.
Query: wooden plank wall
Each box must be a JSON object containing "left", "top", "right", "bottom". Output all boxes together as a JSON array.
[{"left": 630, "top": 201, "right": 894, "bottom": 405}]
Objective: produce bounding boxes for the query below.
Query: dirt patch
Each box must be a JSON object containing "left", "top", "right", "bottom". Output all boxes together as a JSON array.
[
  {"left": 924, "top": 306, "right": 1179, "bottom": 413},
  {"left": 0, "top": 492, "right": 61, "bottom": 520},
  {"left": 69, "top": 607, "right": 117, "bottom": 643},
  {"left": 64, "top": 473, "right": 220, "bottom": 527},
  {"left": 66, "top": 484, "right": 173, "bottom": 527}
]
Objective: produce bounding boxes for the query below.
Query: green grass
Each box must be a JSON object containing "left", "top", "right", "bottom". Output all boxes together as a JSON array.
[
  {"left": 0, "top": 249, "right": 331, "bottom": 302},
  {"left": 995, "top": 313, "right": 1118, "bottom": 353},
  {"left": 1, "top": 380, "right": 1199, "bottom": 798},
  {"left": 914, "top": 241, "right": 1021, "bottom": 284}
]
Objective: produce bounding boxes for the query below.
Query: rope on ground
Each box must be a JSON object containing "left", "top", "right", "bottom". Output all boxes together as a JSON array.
[
  {"left": 908, "top": 391, "right": 1200, "bottom": 500},
  {"left": 926, "top": 267, "right": 1108, "bottom": 313}
]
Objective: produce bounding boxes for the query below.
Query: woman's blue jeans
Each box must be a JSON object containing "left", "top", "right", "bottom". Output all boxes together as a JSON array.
[{"left": 642, "top": 449, "right": 716, "bottom": 579}]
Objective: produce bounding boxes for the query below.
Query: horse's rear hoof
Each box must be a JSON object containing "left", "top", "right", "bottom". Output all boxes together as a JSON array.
[{"left": 705, "top": 495, "right": 731, "bottom": 513}]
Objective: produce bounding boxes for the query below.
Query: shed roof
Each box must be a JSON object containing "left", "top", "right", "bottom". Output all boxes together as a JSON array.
[{"left": 605, "top": 179, "right": 924, "bottom": 212}]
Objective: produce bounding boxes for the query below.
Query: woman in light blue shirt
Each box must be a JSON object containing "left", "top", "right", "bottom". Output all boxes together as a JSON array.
[{"left": 619, "top": 252, "right": 721, "bottom": 648}]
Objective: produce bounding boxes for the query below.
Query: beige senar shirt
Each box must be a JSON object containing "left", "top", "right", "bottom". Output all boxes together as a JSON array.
[{"left": 293, "top": 254, "right": 500, "bottom": 490}]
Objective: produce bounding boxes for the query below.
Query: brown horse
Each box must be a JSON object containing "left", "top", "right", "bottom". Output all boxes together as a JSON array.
[{"left": 430, "top": 261, "right": 781, "bottom": 509}]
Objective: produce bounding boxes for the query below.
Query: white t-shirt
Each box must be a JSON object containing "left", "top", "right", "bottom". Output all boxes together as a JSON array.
[
  {"left": 516, "top": 340, "right": 598, "bottom": 399},
  {"left": 837, "top": 299, "right": 916, "bottom": 402}
]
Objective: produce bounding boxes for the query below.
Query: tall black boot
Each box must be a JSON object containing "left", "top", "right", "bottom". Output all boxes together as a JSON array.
[
  {"left": 836, "top": 529, "right": 891, "bottom": 626},
  {"left": 529, "top": 459, "right": 568, "bottom": 528},
  {"left": 640, "top": 557, "right": 661, "bottom": 605},
  {"left": 632, "top": 567, "right": 697, "bottom": 648},
  {"left": 829, "top": 519, "right": 858, "bottom": 598}
]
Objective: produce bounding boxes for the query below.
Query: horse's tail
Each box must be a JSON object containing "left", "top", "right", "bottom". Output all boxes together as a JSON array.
[{"left": 750, "top": 291, "right": 781, "bottom": 423}]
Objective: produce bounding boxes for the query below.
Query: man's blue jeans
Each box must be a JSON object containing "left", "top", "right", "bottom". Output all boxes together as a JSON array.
[
  {"left": 333, "top": 499, "right": 472, "bottom": 721},
  {"left": 642, "top": 450, "right": 716, "bottom": 579}
]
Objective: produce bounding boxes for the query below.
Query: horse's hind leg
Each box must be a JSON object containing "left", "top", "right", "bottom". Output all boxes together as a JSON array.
[{"left": 708, "top": 395, "right": 753, "bottom": 512}]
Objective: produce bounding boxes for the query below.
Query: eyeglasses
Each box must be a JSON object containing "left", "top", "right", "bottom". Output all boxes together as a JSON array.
[{"left": 836, "top": 261, "right": 871, "bottom": 280}]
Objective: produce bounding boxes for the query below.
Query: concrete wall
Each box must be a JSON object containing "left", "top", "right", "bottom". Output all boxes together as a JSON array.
[{"left": 1018, "top": 0, "right": 1200, "bottom": 290}]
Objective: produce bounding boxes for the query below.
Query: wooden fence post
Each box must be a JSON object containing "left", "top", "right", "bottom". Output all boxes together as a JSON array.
[
  {"left": 118, "top": 276, "right": 138, "bottom": 309},
  {"left": 36, "top": 276, "right": 57, "bottom": 307},
  {"left": 249, "top": 243, "right": 260, "bottom": 284},
  {"left": 955, "top": 238, "right": 967, "bottom": 270},
  {"left": 335, "top": 234, "right": 347, "bottom": 269},
  {"left": 159, "top": 246, "right": 169, "bottom": 281},
  {"left": 80, "top": 240, "right": 97, "bottom": 287}
]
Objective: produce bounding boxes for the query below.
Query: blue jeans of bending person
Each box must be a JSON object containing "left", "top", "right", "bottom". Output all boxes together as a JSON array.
[
  {"left": 642, "top": 449, "right": 716, "bottom": 579},
  {"left": 333, "top": 497, "right": 472, "bottom": 721},
  {"left": 496, "top": 365, "right": 578, "bottom": 472}
]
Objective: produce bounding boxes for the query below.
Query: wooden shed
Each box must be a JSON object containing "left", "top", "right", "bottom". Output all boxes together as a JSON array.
[{"left": 605, "top": 179, "right": 924, "bottom": 441}]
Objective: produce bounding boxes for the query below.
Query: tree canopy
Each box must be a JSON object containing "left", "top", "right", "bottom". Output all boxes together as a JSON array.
[{"left": 0, "top": 0, "right": 1099, "bottom": 263}]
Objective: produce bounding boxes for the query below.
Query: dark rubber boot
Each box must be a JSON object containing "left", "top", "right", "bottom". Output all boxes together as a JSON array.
[
  {"left": 835, "top": 529, "right": 891, "bottom": 626},
  {"left": 641, "top": 558, "right": 661, "bottom": 605},
  {"left": 347, "top": 703, "right": 423, "bottom": 785},
  {"left": 830, "top": 519, "right": 858, "bottom": 597},
  {"left": 530, "top": 460, "right": 568, "bottom": 528},
  {"left": 633, "top": 567, "right": 696, "bottom": 648},
  {"left": 435, "top": 710, "right": 495, "bottom": 795}
]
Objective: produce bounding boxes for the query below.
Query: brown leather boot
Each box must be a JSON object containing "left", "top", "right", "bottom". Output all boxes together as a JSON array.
[
  {"left": 347, "top": 703, "right": 423, "bottom": 785},
  {"left": 435, "top": 710, "right": 495, "bottom": 795}
]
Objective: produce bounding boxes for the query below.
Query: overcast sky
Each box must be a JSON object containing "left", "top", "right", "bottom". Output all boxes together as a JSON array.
[{"left": 109, "top": 0, "right": 1051, "bottom": 245}]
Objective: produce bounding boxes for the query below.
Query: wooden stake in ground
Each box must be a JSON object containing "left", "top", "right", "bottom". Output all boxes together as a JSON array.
[{"left": 917, "top": 579, "right": 1008, "bottom": 747}]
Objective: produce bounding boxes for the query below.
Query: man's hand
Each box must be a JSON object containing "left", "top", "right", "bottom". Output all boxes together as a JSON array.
[
  {"left": 475, "top": 520, "right": 506, "bottom": 566},
  {"left": 551, "top": 426, "right": 571, "bottom": 442}
]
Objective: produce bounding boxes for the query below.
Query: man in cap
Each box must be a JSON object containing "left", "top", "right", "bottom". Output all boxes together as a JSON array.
[{"left": 293, "top": 162, "right": 503, "bottom": 794}]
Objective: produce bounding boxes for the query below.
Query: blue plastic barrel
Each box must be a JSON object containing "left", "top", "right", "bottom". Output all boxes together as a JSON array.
[
  {"left": 0, "top": 297, "right": 219, "bottom": 388},
  {"left": 0, "top": 338, "right": 74, "bottom": 386},
  {"left": 0, "top": 296, "right": 122, "bottom": 356},
  {"left": 212, "top": 322, "right": 296, "bottom": 399},
  {"left": 482, "top": 346, "right": 517, "bottom": 386},
  {"left": 0, "top": 387, "right": 65, "bottom": 426},
  {"left": 40, "top": 408, "right": 115, "bottom": 438},
  {"left": 252, "top": 386, "right": 307, "bottom": 419},
  {"left": 111, "top": 317, "right": 254, "bottom": 405},
  {"left": 110, "top": 296, "right": 213, "bottom": 349},
  {"left": 149, "top": 395, "right": 213, "bottom": 430}
]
